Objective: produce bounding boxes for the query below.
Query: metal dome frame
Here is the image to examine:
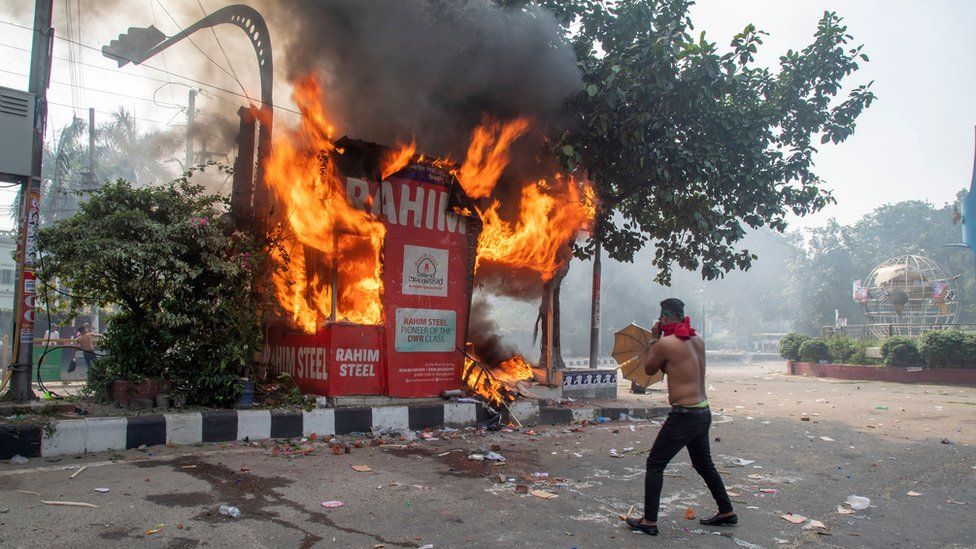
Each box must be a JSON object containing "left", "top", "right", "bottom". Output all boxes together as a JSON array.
[{"left": 860, "top": 254, "right": 959, "bottom": 338}]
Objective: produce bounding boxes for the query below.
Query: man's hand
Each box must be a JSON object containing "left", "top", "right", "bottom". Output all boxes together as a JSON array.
[{"left": 651, "top": 321, "right": 662, "bottom": 340}]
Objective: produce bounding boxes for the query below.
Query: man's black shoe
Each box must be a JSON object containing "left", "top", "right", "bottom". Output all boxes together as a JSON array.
[
  {"left": 699, "top": 513, "right": 738, "bottom": 526},
  {"left": 625, "top": 517, "right": 659, "bottom": 535}
]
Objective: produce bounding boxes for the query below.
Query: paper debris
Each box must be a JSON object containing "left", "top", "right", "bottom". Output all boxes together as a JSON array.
[
  {"left": 321, "top": 500, "right": 344, "bottom": 508},
  {"left": 94, "top": 488, "right": 110, "bottom": 493},
  {"left": 819, "top": 436, "right": 835, "bottom": 442},
  {"left": 351, "top": 465, "right": 373, "bottom": 472},
  {"left": 732, "top": 458, "right": 756, "bottom": 466},
  {"left": 528, "top": 489, "right": 558, "bottom": 500},
  {"left": 144, "top": 525, "right": 164, "bottom": 536},
  {"left": 907, "top": 491, "right": 922, "bottom": 497},
  {"left": 781, "top": 513, "right": 807, "bottom": 524},
  {"left": 42, "top": 500, "right": 99, "bottom": 509},
  {"left": 837, "top": 506, "right": 854, "bottom": 515}
]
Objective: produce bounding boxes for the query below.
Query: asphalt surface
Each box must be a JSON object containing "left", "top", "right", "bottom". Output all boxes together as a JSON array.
[{"left": 1, "top": 360, "right": 974, "bottom": 548}]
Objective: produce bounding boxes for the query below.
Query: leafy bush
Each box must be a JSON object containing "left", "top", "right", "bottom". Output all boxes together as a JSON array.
[
  {"left": 798, "top": 338, "right": 831, "bottom": 362},
  {"left": 39, "top": 173, "right": 268, "bottom": 406},
  {"left": 881, "top": 337, "right": 923, "bottom": 367},
  {"left": 779, "top": 333, "right": 811, "bottom": 361},
  {"left": 826, "top": 336, "right": 859, "bottom": 364},
  {"left": 919, "top": 330, "right": 974, "bottom": 369}
]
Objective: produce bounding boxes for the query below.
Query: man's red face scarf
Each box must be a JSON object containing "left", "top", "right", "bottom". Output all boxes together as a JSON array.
[{"left": 660, "top": 316, "right": 697, "bottom": 340}]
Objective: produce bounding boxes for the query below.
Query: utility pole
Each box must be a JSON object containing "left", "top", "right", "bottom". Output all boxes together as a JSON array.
[
  {"left": 8, "top": 0, "right": 53, "bottom": 401},
  {"left": 87, "top": 107, "right": 99, "bottom": 334},
  {"left": 589, "top": 240, "right": 602, "bottom": 369},
  {"left": 185, "top": 88, "right": 196, "bottom": 168}
]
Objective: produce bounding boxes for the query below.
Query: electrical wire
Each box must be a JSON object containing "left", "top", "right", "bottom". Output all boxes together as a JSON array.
[
  {"left": 152, "top": 0, "right": 249, "bottom": 97},
  {"left": 0, "top": 19, "right": 301, "bottom": 116}
]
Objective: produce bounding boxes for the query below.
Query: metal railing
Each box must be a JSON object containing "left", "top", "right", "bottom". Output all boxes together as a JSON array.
[{"left": 822, "top": 323, "right": 976, "bottom": 341}]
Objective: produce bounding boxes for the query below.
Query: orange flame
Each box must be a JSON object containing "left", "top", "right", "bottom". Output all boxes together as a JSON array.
[
  {"left": 381, "top": 139, "right": 416, "bottom": 180},
  {"left": 476, "top": 176, "right": 595, "bottom": 281},
  {"left": 265, "top": 76, "right": 385, "bottom": 331},
  {"left": 461, "top": 354, "right": 534, "bottom": 407},
  {"left": 457, "top": 117, "right": 530, "bottom": 198}
]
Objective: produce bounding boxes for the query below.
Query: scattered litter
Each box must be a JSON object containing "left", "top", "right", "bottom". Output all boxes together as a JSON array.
[
  {"left": 684, "top": 507, "right": 697, "bottom": 520},
  {"left": 620, "top": 413, "right": 645, "bottom": 422},
  {"left": 181, "top": 465, "right": 197, "bottom": 469},
  {"left": 941, "top": 439, "right": 955, "bottom": 445},
  {"left": 42, "top": 500, "right": 99, "bottom": 509},
  {"left": 731, "top": 458, "right": 755, "bottom": 466},
  {"left": 485, "top": 451, "right": 505, "bottom": 462},
  {"left": 629, "top": 425, "right": 636, "bottom": 432},
  {"left": 9, "top": 455, "right": 28, "bottom": 465},
  {"left": 781, "top": 513, "right": 807, "bottom": 524},
  {"left": 418, "top": 545, "right": 434, "bottom": 549},
  {"left": 528, "top": 489, "right": 558, "bottom": 500},
  {"left": 572, "top": 453, "right": 583, "bottom": 458},
  {"left": 219, "top": 504, "right": 241, "bottom": 517},
  {"left": 351, "top": 465, "right": 373, "bottom": 472},
  {"left": 946, "top": 499, "right": 968, "bottom": 505},
  {"left": 819, "top": 436, "right": 835, "bottom": 442},
  {"left": 726, "top": 491, "right": 741, "bottom": 497},
  {"left": 907, "top": 491, "right": 922, "bottom": 497},
  {"left": 759, "top": 488, "right": 778, "bottom": 494},
  {"left": 875, "top": 406, "right": 888, "bottom": 410},
  {"left": 17, "top": 490, "right": 40, "bottom": 496},
  {"left": 531, "top": 472, "right": 549, "bottom": 478},
  {"left": 70, "top": 465, "right": 88, "bottom": 479},
  {"left": 468, "top": 454, "right": 485, "bottom": 461},
  {"left": 515, "top": 484, "right": 529, "bottom": 494},
  {"left": 774, "top": 538, "right": 789, "bottom": 545},
  {"left": 144, "top": 525, "right": 164, "bottom": 536},
  {"left": 94, "top": 488, "right": 110, "bottom": 493},
  {"left": 846, "top": 495, "right": 870, "bottom": 510},
  {"left": 595, "top": 416, "right": 611, "bottom": 423},
  {"left": 804, "top": 519, "right": 828, "bottom": 531},
  {"left": 746, "top": 474, "right": 764, "bottom": 480},
  {"left": 321, "top": 501, "right": 344, "bottom": 509},
  {"left": 800, "top": 417, "right": 811, "bottom": 421},
  {"left": 837, "top": 506, "right": 854, "bottom": 515}
]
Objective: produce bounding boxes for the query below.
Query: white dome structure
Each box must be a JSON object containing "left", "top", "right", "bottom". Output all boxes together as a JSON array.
[{"left": 860, "top": 255, "right": 959, "bottom": 338}]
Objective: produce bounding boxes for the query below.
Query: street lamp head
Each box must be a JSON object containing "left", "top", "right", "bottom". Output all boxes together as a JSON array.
[{"left": 101, "top": 26, "right": 166, "bottom": 68}]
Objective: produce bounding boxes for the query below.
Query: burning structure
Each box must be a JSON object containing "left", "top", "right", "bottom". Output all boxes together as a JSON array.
[{"left": 261, "top": 77, "right": 594, "bottom": 404}]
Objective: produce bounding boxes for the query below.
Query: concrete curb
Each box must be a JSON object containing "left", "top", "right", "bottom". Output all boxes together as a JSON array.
[{"left": 1, "top": 402, "right": 670, "bottom": 460}]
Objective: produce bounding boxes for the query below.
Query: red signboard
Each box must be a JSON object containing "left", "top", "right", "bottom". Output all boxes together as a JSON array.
[
  {"left": 265, "top": 324, "right": 330, "bottom": 396},
  {"left": 328, "top": 324, "right": 384, "bottom": 395}
]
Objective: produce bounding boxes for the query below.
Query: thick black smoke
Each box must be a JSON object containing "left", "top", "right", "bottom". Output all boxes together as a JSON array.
[
  {"left": 468, "top": 295, "right": 519, "bottom": 366},
  {"left": 265, "top": 0, "right": 581, "bottom": 157}
]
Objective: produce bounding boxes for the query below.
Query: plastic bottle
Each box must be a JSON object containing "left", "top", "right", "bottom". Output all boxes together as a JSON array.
[{"left": 219, "top": 504, "right": 241, "bottom": 518}]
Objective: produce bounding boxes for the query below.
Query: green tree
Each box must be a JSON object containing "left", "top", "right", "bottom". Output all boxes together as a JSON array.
[
  {"left": 543, "top": 1, "right": 874, "bottom": 284},
  {"left": 37, "top": 172, "right": 267, "bottom": 406}
]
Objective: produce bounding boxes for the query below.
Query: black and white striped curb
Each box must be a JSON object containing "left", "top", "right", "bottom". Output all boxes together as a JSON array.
[{"left": 1, "top": 402, "right": 670, "bottom": 460}]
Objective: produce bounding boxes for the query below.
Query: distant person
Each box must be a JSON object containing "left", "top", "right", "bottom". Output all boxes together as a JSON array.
[
  {"left": 43, "top": 325, "right": 60, "bottom": 341},
  {"left": 72, "top": 324, "right": 99, "bottom": 372},
  {"left": 624, "top": 298, "right": 735, "bottom": 536}
]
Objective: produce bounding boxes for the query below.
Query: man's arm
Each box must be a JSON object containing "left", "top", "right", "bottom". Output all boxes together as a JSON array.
[{"left": 639, "top": 338, "right": 667, "bottom": 376}]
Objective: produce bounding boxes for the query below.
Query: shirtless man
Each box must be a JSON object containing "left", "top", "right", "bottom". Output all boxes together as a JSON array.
[{"left": 625, "top": 298, "right": 736, "bottom": 536}]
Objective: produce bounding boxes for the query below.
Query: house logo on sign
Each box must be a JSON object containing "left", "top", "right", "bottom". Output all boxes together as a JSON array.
[{"left": 403, "top": 245, "right": 448, "bottom": 297}]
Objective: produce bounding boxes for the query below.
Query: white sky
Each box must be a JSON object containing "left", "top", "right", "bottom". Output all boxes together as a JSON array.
[{"left": 0, "top": 0, "right": 974, "bottom": 232}]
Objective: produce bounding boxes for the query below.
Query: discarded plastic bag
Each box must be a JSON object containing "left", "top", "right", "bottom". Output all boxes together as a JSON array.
[
  {"left": 731, "top": 458, "right": 755, "bottom": 466},
  {"left": 218, "top": 504, "right": 241, "bottom": 518},
  {"left": 10, "top": 455, "right": 27, "bottom": 465},
  {"left": 321, "top": 500, "right": 344, "bottom": 509},
  {"left": 846, "top": 495, "right": 870, "bottom": 510},
  {"left": 485, "top": 451, "right": 505, "bottom": 462}
]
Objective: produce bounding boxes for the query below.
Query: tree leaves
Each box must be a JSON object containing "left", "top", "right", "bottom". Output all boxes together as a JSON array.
[{"left": 545, "top": 1, "right": 874, "bottom": 284}]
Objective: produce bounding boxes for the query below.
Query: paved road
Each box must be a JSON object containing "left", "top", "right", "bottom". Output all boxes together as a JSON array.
[{"left": 1, "top": 361, "right": 974, "bottom": 548}]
